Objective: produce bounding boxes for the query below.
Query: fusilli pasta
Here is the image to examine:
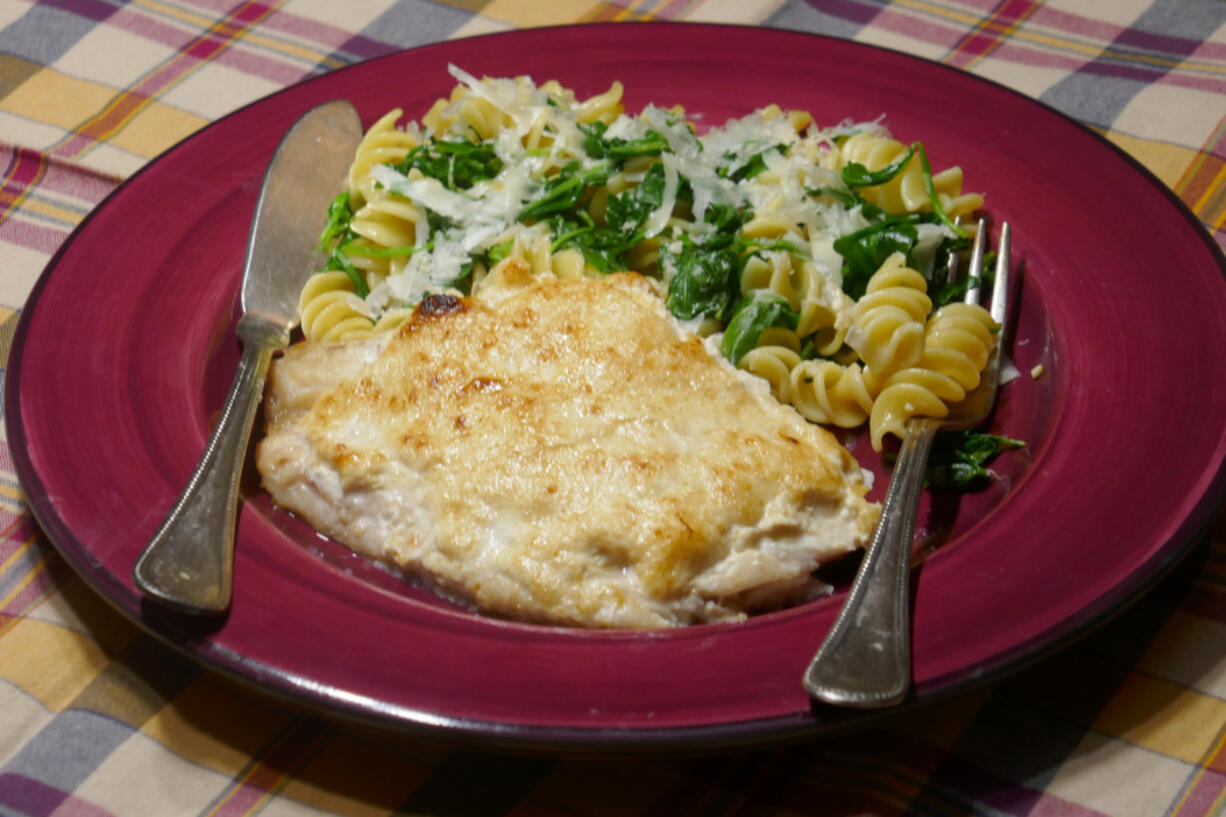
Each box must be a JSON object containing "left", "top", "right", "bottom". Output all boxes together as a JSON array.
[
  {"left": 834, "top": 130, "right": 983, "bottom": 219},
  {"left": 867, "top": 301, "right": 997, "bottom": 449},
  {"left": 846, "top": 253, "right": 931, "bottom": 377},
  {"left": 302, "top": 66, "right": 999, "bottom": 451}
]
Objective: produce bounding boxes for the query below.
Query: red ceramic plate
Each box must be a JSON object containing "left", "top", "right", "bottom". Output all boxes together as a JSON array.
[{"left": 8, "top": 24, "right": 1226, "bottom": 751}]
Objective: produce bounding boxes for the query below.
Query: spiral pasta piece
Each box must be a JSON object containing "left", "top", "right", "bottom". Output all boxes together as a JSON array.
[
  {"left": 575, "top": 80, "right": 626, "bottom": 125},
  {"left": 345, "top": 194, "right": 428, "bottom": 280},
  {"left": 922, "top": 302, "right": 997, "bottom": 391},
  {"left": 788, "top": 360, "right": 879, "bottom": 428},
  {"left": 837, "top": 131, "right": 982, "bottom": 218},
  {"left": 625, "top": 237, "right": 661, "bottom": 275},
  {"left": 846, "top": 253, "right": 931, "bottom": 376},
  {"left": 739, "top": 345, "right": 802, "bottom": 403},
  {"left": 867, "top": 301, "right": 997, "bottom": 449},
  {"left": 741, "top": 212, "right": 795, "bottom": 240},
  {"left": 348, "top": 109, "right": 419, "bottom": 206},
  {"left": 758, "top": 104, "right": 813, "bottom": 134},
  {"left": 550, "top": 247, "right": 588, "bottom": 279},
  {"left": 867, "top": 376, "right": 954, "bottom": 450},
  {"left": 299, "top": 271, "right": 375, "bottom": 343},
  {"left": 423, "top": 80, "right": 513, "bottom": 141},
  {"left": 741, "top": 252, "right": 798, "bottom": 304},
  {"left": 326, "top": 111, "right": 430, "bottom": 298},
  {"left": 796, "top": 260, "right": 854, "bottom": 346},
  {"left": 371, "top": 307, "right": 414, "bottom": 335},
  {"left": 741, "top": 251, "right": 849, "bottom": 343},
  {"left": 422, "top": 74, "right": 623, "bottom": 148}
]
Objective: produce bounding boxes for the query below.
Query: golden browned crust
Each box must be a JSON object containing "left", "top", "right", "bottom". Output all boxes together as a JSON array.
[{"left": 259, "top": 273, "right": 878, "bottom": 627}]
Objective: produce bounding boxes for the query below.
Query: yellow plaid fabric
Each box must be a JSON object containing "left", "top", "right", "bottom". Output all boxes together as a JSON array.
[{"left": 3, "top": 1, "right": 1226, "bottom": 815}]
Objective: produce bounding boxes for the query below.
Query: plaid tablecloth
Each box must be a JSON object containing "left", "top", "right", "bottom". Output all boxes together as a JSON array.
[{"left": 3, "top": 1, "right": 1226, "bottom": 815}]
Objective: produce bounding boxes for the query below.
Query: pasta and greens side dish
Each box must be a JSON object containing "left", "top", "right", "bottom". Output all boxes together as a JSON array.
[{"left": 304, "top": 65, "right": 1000, "bottom": 452}]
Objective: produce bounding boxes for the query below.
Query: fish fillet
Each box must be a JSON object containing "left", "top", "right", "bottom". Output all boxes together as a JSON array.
[{"left": 257, "top": 268, "right": 878, "bottom": 627}]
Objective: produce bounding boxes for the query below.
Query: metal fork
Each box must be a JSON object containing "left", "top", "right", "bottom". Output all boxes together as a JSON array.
[{"left": 802, "top": 218, "right": 1011, "bottom": 708}]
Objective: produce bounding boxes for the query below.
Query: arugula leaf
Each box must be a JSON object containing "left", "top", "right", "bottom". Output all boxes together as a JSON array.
[
  {"left": 805, "top": 185, "right": 889, "bottom": 224},
  {"left": 927, "top": 430, "right": 1025, "bottom": 492},
  {"left": 549, "top": 213, "right": 624, "bottom": 272},
  {"left": 317, "top": 191, "right": 352, "bottom": 252},
  {"left": 701, "top": 200, "right": 743, "bottom": 231},
  {"left": 323, "top": 241, "right": 370, "bottom": 299},
  {"left": 912, "top": 142, "right": 963, "bottom": 236},
  {"left": 425, "top": 208, "right": 458, "bottom": 235},
  {"left": 604, "top": 162, "right": 666, "bottom": 234},
  {"left": 340, "top": 242, "right": 425, "bottom": 259},
  {"left": 663, "top": 233, "right": 741, "bottom": 323},
  {"left": 720, "top": 292, "right": 800, "bottom": 365},
  {"left": 519, "top": 161, "right": 611, "bottom": 222},
  {"left": 806, "top": 186, "right": 859, "bottom": 208},
  {"left": 549, "top": 211, "right": 598, "bottom": 249},
  {"left": 932, "top": 271, "right": 979, "bottom": 306},
  {"left": 658, "top": 185, "right": 755, "bottom": 322},
  {"left": 447, "top": 260, "right": 475, "bottom": 293},
  {"left": 393, "top": 138, "right": 503, "bottom": 191},
  {"left": 858, "top": 200, "right": 888, "bottom": 222},
  {"left": 927, "top": 234, "right": 973, "bottom": 306},
  {"left": 580, "top": 122, "right": 668, "bottom": 163},
  {"left": 546, "top": 164, "right": 668, "bottom": 271},
  {"left": 717, "top": 145, "right": 785, "bottom": 182},
  {"left": 485, "top": 238, "right": 514, "bottom": 267},
  {"left": 841, "top": 145, "right": 914, "bottom": 189},
  {"left": 832, "top": 219, "right": 919, "bottom": 299}
]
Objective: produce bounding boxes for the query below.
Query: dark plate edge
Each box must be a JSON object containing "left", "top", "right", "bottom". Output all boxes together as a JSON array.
[{"left": 5, "top": 21, "right": 1226, "bottom": 752}]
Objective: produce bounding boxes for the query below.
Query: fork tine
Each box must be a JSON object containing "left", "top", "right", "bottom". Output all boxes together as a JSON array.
[
  {"left": 942, "top": 215, "right": 962, "bottom": 290},
  {"left": 963, "top": 218, "right": 987, "bottom": 306},
  {"left": 990, "top": 222, "right": 1011, "bottom": 326}
]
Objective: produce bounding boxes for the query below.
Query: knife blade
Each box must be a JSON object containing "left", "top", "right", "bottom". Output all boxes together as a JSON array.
[{"left": 133, "top": 99, "right": 363, "bottom": 614}]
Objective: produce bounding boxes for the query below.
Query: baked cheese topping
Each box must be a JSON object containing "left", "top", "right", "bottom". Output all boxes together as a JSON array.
[{"left": 259, "top": 269, "right": 878, "bottom": 627}]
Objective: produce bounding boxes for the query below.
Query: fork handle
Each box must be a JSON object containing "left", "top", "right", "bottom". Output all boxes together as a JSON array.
[{"left": 803, "top": 418, "right": 939, "bottom": 707}]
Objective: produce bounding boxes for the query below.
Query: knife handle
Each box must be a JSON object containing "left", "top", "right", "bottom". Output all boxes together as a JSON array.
[{"left": 132, "top": 316, "right": 289, "bottom": 614}]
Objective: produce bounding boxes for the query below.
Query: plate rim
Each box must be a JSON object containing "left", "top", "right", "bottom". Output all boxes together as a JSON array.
[{"left": 7, "top": 21, "right": 1226, "bottom": 751}]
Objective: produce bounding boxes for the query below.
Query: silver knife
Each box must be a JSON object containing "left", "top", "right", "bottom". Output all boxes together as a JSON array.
[{"left": 132, "top": 99, "right": 363, "bottom": 614}]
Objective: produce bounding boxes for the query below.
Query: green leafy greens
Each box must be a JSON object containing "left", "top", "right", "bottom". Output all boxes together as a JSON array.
[
  {"left": 663, "top": 232, "right": 743, "bottom": 323},
  {"left": 720, "top": 292, "right": 800, "bottom": 365},
  {"left": 318, "top": 191, "right": 353, "bottom": 253},
  {"left": 927, "top": 431, "right": 1026, "bottom": 492},
  {"left": 832, "top": 218, "right": 921, "bottom": 300},
  {"left": 822, "top": 141, "right": 969, "bottom": 301},
  {"left": 580, "top": 121, "right": 668, "bottom": 163},
  {"left": 716, "top": 145, "right": 785, "bottom": 182},
  {"left": 306, "top": 81, "right": 1025, "bottom": 492},
  {"left": 324, "top": 243, "right": 369, "bottom": 299},
  {"left": 543, "top": 162, "right": 669, "bottom": 271},
  {"left": 840, "top": 145, "right": 914, "bottom": 189},
  {"left": 393, "top": 138, "right": 503, "bottom": 191},
  {"left": 519, "top": 161, "right": 612, "bottom": 222}
]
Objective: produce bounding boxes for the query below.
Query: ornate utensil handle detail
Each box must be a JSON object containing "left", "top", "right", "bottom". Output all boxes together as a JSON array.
[
  {"left": 802, "top": 418, "right": 938, "bottom": 707},
  {"left": 132, "top": 315, "right": 289, "bottom": 613}
]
